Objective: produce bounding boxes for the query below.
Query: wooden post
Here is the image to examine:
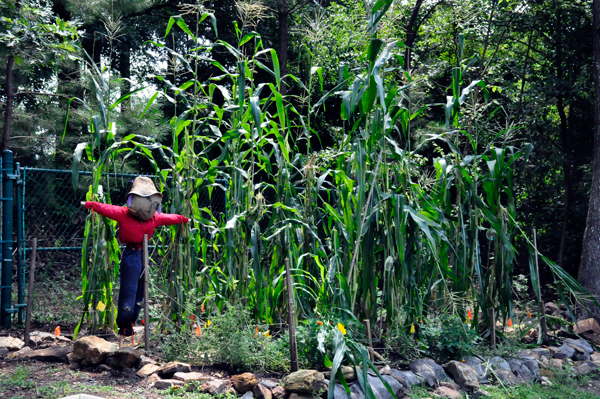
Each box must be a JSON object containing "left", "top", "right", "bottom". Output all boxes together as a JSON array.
[
  {"left": 489, "top": 308, "right": 496, "bottom": 349},
  {"left": 533, "top": 229, "right": 549, "bottom": 343},
  {"left": 143, "top": 234, "right": 150, "bottom": 356},
  {"left": 364, "top": 319, "right": 374, "bottom": 361},
  {"left": 285, "top": 257, "right": 298, "bottom": 371},
  {"left": 24, "top": 238, "right": 36, "bottom": 346}
]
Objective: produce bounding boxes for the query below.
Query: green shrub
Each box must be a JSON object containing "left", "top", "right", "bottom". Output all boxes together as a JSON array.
[
  {"left": 160, "top": 305, "right": 290, "bottom": 372},
  {"left": 417, "top": 315, "right": 480, "bottom": 362}
]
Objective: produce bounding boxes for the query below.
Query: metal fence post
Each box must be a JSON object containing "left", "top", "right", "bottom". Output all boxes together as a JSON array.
[
  {"left": 1, "top": 150, "right": 14, "bottom": 328},
  {"left": 15, "top": 163, "right": 24, "bottom": 325}
]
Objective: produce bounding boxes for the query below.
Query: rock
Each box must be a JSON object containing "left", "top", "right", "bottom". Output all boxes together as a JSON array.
[
  {"left": 147, "top": 373, "right": 161, "bottom": 385},
  {"left": 137, "top": 364, "right": 160, "bottom": 378},
  {"left": 574, "top": 361, "right": 599, "bottom": 376},
  {"left": 155, "top": 379, "right": 185, "bottom": 390},
  {"left": 232, "top": 373, "right": 258, "bottom": 393},
  {"left": 69, "top": 361, "right": 81, "bottom": 370},
  {"left": 254, "top": 383, "right": 273, "bottom": 399},
  {"left": 0, "top": 347, "right": 9, "bottom": 357},
  {"left": 30, "top": 331, "right": 71, "bottom": 343},
  {"left": 545, "top": 302, "right": 560, "bottom": 315},
  {"left": 272, "top": 386, "right": 287, "bottom": 399},
  {"left": 464, "top": 357, "right": 489, "bottom": 384},
  {"left": 261, "top": 380, "right": 280, "bottom": 390},
  {"left": 282, "top": 370, "right": 327, "bottom": 394},
  {"left": 342, "top": 375, "right": 402, "bottom": 399},
  {"left": 379, "top": 365, "right": 392, "bottom": 375},
  {"left": 541, "top": 369, "right": 553, "bottom": 378},
  {"left": 410, "top": 358, "right": 450, "bottom": 386},
  {"left": 574, "top": 318, "right": 600, "bottom": 335},
  {"left": 541, "top": 376, "right": 553, "bottom": 386},
  {"left": 591, "top": 353, "right": 600, "bottom": 364},
  {"left": 139, "top": 355, "right": 156, "bottom": 367},
  {"left": 105, "top": 347, "right": 142, "bottom": 370},
  {"left": 226, "top": 387, "right": 238, "bottom": 396},
  {"left": 202, "top": 379, "right": 232, "bottom": 395},
  {"left": 508, "top": 359, "right": 533, "bottom": 381},
  {"left": 553, "top": 345, "right": 576, "bottom": 360},
  {"left": 389, "top": 369, "right": 423, "bottom": 388},
  {"left": 26, "top": 346, "right": 71, "bottom": 363},
  {"left": 473, "top": 389, "right": 491, "bottom": 397},
  {"left": 439, "top": 381, "right": 460, "bottom": 391},
  {"left": 538, "top": 355, "right": 549, "bottom": 368},
  {"left": 564, "top": 339, "right": 594, "bottom": 355},
  {"left": 341, "top": 366, "right": 357, "bottom": 381},
  {"left": 487, "top": 357, "right": 511, "bottom": 372},
  {"left": 433, "top": 386, "right": 461, "bottom": 399},
  {"left": 241, "top": 391, "right": 255, "bottom": 399},
  {"left": 550, "top": 358, "right": 563, "bottom": 369},
  {"left": 444, "top": 360, "right": 479, "bottom": 389},
  {"left": 493, "top": 369, "right": 522, "bottom": 385},
  {"left": 72, "top": 336, "right": 117, "bottom": 366},
  {"left": 0, "top": 336, "right": 25, "bottom": 351},
  {"left": 5, "top": 346, "right": 32, "bottom": 361},
  {"left": 157, "top": 361, "right": 192, "bottom": 378},
  {"left": 520, "top": 357, "right": 541, "bottom": 380},
  {"left": 175, "top": 371, "right": 212, "bottom": 384},
  {"left": 97, "top": 364, "right": 112, "bottom": 372}
]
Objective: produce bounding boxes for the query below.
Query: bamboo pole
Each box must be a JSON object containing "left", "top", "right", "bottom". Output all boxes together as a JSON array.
[
  {"left": 533, "top": 229, "right": 549, "bottom": 343},
  {"left": 364, "top": 319, "right": 374, "bottom": 361},
  {"left": 143, "top": 234, "right": 150, "bottom": 356},
  {"left": 489, "top": 308, "right": 496, "bottom": 349},
  {"left": 24, "top": 238, "right": 37, "bottom": 346},
  {"left": 285, "top": 257, "right": 298, "bottom": 371}
]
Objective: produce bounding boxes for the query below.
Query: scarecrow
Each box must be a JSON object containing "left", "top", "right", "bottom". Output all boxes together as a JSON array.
[{"left": 83, "top": 176, "right": 189, "bottom": 344}]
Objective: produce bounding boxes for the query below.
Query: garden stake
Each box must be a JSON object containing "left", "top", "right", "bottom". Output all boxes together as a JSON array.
[
  {"left": 143, "top": 233, "right": 150, "bottom": 355},
  {"left": 285, "top": 257, "right": 298, "bottom": 371},
  {"left": 364, "top": 319, "right": 374, "bottom": 361},
  {"left": 489, "top": 308, "right": 496, "bottom": 349},
  {"left": 533, "top": 228, "right": 549, "bottom": 344},
  {"left": 24, "top": 238, "right": 36, "bottom": 346}
]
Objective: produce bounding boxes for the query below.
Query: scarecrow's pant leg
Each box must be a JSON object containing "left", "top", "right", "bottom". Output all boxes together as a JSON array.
[{"left": 117, "top": 247, "right": 142, "bottom": 337}]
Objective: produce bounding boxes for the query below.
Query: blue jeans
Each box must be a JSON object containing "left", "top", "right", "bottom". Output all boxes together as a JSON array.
[{"left": 116, "top": 246, "right": 144, "bottom": 336}]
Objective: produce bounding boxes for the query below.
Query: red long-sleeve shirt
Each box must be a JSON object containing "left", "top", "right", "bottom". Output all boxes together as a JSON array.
[{"left": 85, "top": 201, "right": 189, "bottom": 244}]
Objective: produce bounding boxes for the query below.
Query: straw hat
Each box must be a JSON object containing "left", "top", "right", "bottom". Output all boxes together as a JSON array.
[{"left": 127, "top": 176, "right": 162, "bottom": 198}]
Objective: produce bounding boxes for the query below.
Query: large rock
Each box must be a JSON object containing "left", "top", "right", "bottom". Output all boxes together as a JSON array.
[
  {"left": 487, "top": 357, "right": 511, "bottom": 371},
  {"left": 6, "top": 346, "right": 32, "bottom": 361},
  {"left": 508, "top": 359, "right": 533, "bottom": 381},
  {"left": 574, "top": 318, "right": 600, "bottom": 335},
  {"left": 139, "top": 355, "right": 156, "bottom": 367},
  {"left": 30, "top": 331, "right": 71, "bottom": 344},
  {"left": 433, "top": 386, "right": 461, "bottom": 399},
  {"left": 574, "top": 361, "right": 599, "bottom": 376},
  {"left": 175, "top": 372, "right": 212, "bottom": 384},
  {"left": 137, "top": 363, "right": 160, "bottom": 378},
  {"left": 157, "top": 361, "right": 192, "bottom": 378},
  {"left": 0, "top": 336, "right": 25, "bottom": 351},
  {"left": 389, "top": 369, "right": 423, "bottom": 388},
  {"left": 254, "top": 383, "right": 273, "bottom": 399},
  {"left": 341, "top": 375, "right": 402, "bottom": 399},
  {"left": 520, "top": 357, "right": 541, "bottom": 380},
  {"left": 552, "top": 345, "right": 576, "bottom": 360},
  {"left": 202, "top": 379, "right": 233, "bottom": 395},
  {"left": 155, "top": 379, "right": 185, "bottom": 390},
  {"left": 232, "top": 373, "right": 258, "bottom": 393},
  {"left": 261, "top": 380, "right": 281, "bottom": 390},
  {"left": 444, "top": 361, "right": 480, "bottom": 390},
  {"left": 409, "top": 358, "right": 450, "bottom": 386},
  {"left": 493, "top": 369, "right": 522, "bottom": 385},
  {"left": 26, "top": 346, "right": 71, "bottom": 363},
  {"left": 282, "top": 370, "right": 327, "bottom": 394},
  {"left": 72, "top": 336, "right": 117, "bottom": 366},
  {"left": 464, "top": 357, "right": 489, "bottom": 383},
  {"left": 272, "top": 386, "right": 286, "bottom": 399},
  {"left": 341, "top": 365, "right": 357, "bottom": 381},
  {"left": 545, "top": 302, "right": 560, "bottom": 315},
  {"left": 564, "top": 339, "right": 594, "bottom": 355},
  {"left": 105, "top": 347, "right": 142, "bottom": 370}
]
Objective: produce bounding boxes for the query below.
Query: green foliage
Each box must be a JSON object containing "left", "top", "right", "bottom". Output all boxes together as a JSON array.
[
  {"left": 0, "top": 366, "right": 35, "bottom": 389},
  {"left": 160, "top": 305, "right": 290, "bottom": 372},
  {"left": 417, "top": 315, "right": 480, "bottom": 363}
]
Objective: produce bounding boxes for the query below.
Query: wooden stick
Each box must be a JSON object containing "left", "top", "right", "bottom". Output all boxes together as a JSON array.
[
  {"left": 489, "top": 307, "right": 496, "bottom": 349},
  {"left": 533, "top": 229, "right": 549, "bottom": 343},
  {"left": 143, "top": 234, "right": 150, "bottom": 356},
  {"left": 285, "top": 257, "right": 298, "bottom": 371},
  {"left": 24, "top": 238, "right": 37, "bottom": 346},
  {"left": 364, "top": 319, "right": 374, "bottom": 361}
]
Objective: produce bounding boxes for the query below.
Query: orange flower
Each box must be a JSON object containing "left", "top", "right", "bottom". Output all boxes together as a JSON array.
[
  {"left": 468, "top": 309, "right": 472, "bottom": 320},
  {"left": 201, "top": 304, "right": 205, "bottom": 312},
  {"left": 507, "top": 317, "right": 513, "bottom": 327},
  {"left": 317, "top": 320, "right": 323, "bottom": 325},
  {"left": 191, "top": 314, "right": 195, "bottom": 321},
  {"left": 54, "top": 326, "right": 61, "bottom": 337},
  {"left": 142, "top": 318, "right": 145, "bottom": 325},
  {"left": 195, "top": 326, "right": 202, "bottom": 337},
  {"left": 527, "top": 308, "right": 532, "bottom": 318}
]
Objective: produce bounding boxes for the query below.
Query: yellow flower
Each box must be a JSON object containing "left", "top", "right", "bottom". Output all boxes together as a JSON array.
[
  {"left": 205, "top": 320, "right": 212, "bottom": 328},
  {"left": 337, "top": 323, "right": 347, "bottom": 335},
  {"left": 410, "top": 323, "right": 415, "bottom": 334},
  {"left": 96, "top": 301, "right": 106, "bottom": 311},
  {"left": 263, "top": 330, "right": 272, "bottom": 337}
]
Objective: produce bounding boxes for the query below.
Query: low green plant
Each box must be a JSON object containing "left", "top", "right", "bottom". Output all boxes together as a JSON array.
[
  {"left": 417, "top": 315, "right": 480, "bottom": 363},
  {"left": 160, "top": 305, "right": 290, "bottom": 372},
  {"left": 0, "top": 366, "right": 36, "bottom": 389}
]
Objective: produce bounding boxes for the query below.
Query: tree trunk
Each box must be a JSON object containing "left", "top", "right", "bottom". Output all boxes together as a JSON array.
[
  {"left": 578, "top": 0, "right": 600, "bottom": 318},
  {"left": 557, "top": 97, "right": 571, "bottom": 267},
  {"left": 120, "top": 46, "right": 131, "bottom": 111},
  {"left": 277, "top": 0, "right": 288, "bottom": 95},
  {"left": 2, "top": 51, "right": 15, "bottom": 151},
  {"left": 404, "top": 0, "right": 424, "bottom": 72}
]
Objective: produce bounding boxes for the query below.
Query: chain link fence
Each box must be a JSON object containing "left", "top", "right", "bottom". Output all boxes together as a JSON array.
[{"left": 21, "top": 167, "right": 228, "bottom": 253}]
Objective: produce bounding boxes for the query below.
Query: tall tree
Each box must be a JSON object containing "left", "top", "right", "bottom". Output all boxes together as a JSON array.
[{"left": 579, "top": 0, "right": 600, "bottom": 317}]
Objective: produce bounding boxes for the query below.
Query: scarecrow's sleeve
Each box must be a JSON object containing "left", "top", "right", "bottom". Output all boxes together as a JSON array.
[
  {"left": 85, "top": 202, "right": 128, "bottom": 223},
  {"left": 155, "top": 213, "right": 190, "bottom": 226}
]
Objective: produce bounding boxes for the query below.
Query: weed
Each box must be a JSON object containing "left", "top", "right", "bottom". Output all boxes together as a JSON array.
[{"left": 0, "top": 366, "right": 36, "bottom": 389}]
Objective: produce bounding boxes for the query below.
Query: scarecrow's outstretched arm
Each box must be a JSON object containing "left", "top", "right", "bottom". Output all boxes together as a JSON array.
[
  {"left": 155, "top": 213, "right": 190, "bottom": 226},
  {"left": 84, "top": 201, "right": 128, "bottom": 223}
]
